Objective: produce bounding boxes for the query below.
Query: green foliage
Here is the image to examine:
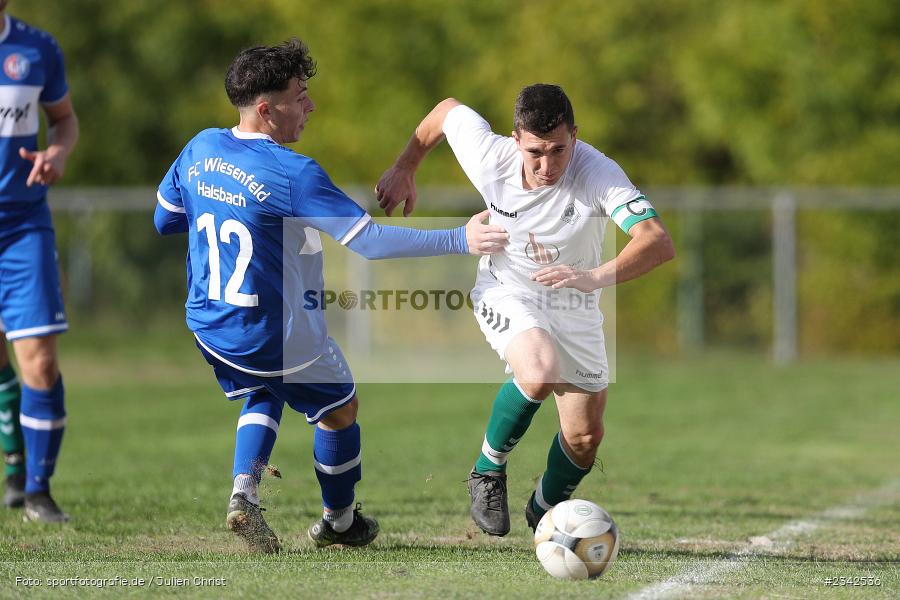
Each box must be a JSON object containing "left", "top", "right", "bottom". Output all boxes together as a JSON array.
[
  {"left": 12, "top": 1, "right": 900, "bottom": 352},
  {"left": 54, "top": 212, "right": 188, "bottom": 316},
  {"left": 798, "top": 211, "right": 900, "bottom": 353},
  {"left": 16, "top": 0, "right": 898, "bottom": 187},
  {"left": 700, "top": 212, "right": 772, "bottom": 346},
  {"left": 674, "top": 0, "right": 900, "bottom": 185}
]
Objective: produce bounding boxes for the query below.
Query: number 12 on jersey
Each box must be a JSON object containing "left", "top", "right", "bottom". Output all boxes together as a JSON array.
[{"left": 197, "top": 212, "right": 259, "bottom": 307}]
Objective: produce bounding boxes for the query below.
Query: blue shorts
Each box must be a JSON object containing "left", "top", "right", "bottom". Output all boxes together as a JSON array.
[
  {"left": 197, "top": 337, "right": 356, "bottom": 424},
  {"left": 0, "top": 203, "right": 67, "bottom": 340}
]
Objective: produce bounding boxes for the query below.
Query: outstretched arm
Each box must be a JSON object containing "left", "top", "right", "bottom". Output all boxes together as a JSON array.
[
  {"left": 531, "top": 218, "right": 675, "bottom": 292},
  {"left": 375, "top": 98, "right": 461, "bottom": 217},
  {"left": 346, "top": 210, "right": 508, "bottom": 259}
]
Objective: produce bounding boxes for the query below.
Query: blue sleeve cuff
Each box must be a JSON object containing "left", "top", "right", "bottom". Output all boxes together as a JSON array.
[{"left": 452, "top": 225, "right": 469, "bottom": 255}]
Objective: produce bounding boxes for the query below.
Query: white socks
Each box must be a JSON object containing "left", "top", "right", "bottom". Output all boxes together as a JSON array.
[
  {"left": 232, "top": 474, "right": 259, "bottom": 506},
  {"left": 323, "top": 505, "right": 353, "bottom": 532}
]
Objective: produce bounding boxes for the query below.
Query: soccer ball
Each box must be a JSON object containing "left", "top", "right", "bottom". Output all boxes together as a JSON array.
[{"left": 533, "top": 499, "right": 619, "bottom": 580}]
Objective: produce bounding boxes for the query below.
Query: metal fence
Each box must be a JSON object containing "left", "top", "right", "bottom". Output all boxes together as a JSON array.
[{"left": 48, "top": 186, "right": 900, "bottom": 364}]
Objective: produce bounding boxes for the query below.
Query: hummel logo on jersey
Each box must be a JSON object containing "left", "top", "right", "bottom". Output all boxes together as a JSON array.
[
  {"left": 525, "top": 232, "right": 560, "bottom": 265},
  {"left": 0, "top": 102, "right": 30, "bottom": 123},
  {"left": 480, "top": 303, "right": 510, "bottom": 333},
  {"left": 490, "top": 202, "right": 517, "bottom": 218}
]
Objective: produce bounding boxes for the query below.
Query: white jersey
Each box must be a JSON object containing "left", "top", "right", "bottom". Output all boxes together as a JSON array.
[{"left": 443, "top": 105, "right": 656, "bottom": 295}]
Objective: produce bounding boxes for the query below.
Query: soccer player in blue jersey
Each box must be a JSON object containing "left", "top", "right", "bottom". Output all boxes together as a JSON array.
[
  {"left": 155, "top": 39, "right": 506, "bottom": 552},
  {"left": 0, "top": 2, "right": 79, "bottom": 522}
]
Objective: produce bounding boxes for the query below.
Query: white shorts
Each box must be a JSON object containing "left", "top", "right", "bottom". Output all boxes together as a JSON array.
[{"left": 470, "top": 261, "right": 608, "bottom": 392}]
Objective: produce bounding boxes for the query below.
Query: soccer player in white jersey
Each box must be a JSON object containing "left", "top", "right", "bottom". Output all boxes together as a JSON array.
[
  {"left": 0, "top": 1, "right": 79, "bottom": 522},
  {"left": 376, "top": 84, "right": 674, "bottom": 535},
  {"left": 156, "top": 40, "right": 506, "bottom": 552}
]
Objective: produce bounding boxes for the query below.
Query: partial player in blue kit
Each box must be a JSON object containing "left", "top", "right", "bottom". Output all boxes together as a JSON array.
[
  {"left": 155, "top": 39, "right": 507, "bottom": 552},
  {"left": 0, "top": 1, "right": 79, "bottom": 522}
]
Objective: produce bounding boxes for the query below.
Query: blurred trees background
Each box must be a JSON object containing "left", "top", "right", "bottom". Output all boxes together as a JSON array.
[{"left": 14, "top": 0, "right": 900, "bottom": 354}]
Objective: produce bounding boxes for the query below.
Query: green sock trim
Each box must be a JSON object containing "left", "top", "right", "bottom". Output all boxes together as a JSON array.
[
  {"left": 474, "top": 379, "right": 542, "bottom": 474},
  {"left": 536, "top": 432, "right": 591, "bottom": 509},
  {"left": 0, "top": 363, "right": 24, "bottom": 475}
]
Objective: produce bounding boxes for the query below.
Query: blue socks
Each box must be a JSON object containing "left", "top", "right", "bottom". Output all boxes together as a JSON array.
[
  {"left": 231, "top": 394, "right": 362, "bottom": 519},
  {"left": 313, "top": 422, "right": 361, "bottom": 511},
  {"left": 20, "top": 377, "right": 66, "bottom": 494},
  {"left": 233, "top": 395, "right": 284, "bottom": 485}
]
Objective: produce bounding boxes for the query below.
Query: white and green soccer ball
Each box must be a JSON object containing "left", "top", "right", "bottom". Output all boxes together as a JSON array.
[{"left": 533, "top": 499, "right": 620, "bottom": 580}]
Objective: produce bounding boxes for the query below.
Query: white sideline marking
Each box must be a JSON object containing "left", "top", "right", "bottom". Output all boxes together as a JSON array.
[{"left": 625, "top": 480, "right": 900, "bottom": 600}]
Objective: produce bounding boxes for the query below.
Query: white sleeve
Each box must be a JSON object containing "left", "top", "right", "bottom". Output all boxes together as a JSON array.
[
  {"left": 588, "top": 155, "right": 658, "bottom": 233},
  {"left": 442, "top": 105, "right": 517, "bottom": 190}
]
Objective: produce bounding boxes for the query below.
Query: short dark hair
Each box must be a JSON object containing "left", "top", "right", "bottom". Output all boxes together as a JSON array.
[
  {"left": 513, "top": 84, "right": 575, "bottom": 135},
  {"left": 225, "top": 39, "right": 317, "bottom": 108}
]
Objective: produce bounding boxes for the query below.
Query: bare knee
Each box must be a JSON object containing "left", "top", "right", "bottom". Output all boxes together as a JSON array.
[
  {"left": 317, "top": 397, "right": 358, "bottom": 430},
  {"left": 13, "top": 337, "right": 60, "bottom": 390},
  {"left": 562, "top": 425, "right": 604, "bottom": 464},
  {"left": 505, "top": 329, "right": 559, "bottom": 400},
  {"left": 516, "top": 376, "right": 553, "bottom": 400},
  {"left": 21, "top": 353, "right": 59, "bottom": 389},
  {"left": 513, "top": 354, "right": 560, "bottom": 400}
]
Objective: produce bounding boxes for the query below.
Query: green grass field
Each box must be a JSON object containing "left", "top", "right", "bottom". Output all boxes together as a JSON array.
[{"left": 0, "top": 327, "right": 897, "bottom": 598}]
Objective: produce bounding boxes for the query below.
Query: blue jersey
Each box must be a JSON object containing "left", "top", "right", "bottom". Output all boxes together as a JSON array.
[
  {"left": 0, "top": 15, "right": 68, "bottom": 213},
  {"left": 157, "top": 127, "right": 369, "bottom": 376}
]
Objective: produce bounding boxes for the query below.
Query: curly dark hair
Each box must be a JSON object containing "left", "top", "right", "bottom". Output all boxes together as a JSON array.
[
  {"left": 513, "top": 84, "right": 575, "bottom": 135},
  {"left": 225, "top": 39, "right": 317, "bottom": 108}
]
